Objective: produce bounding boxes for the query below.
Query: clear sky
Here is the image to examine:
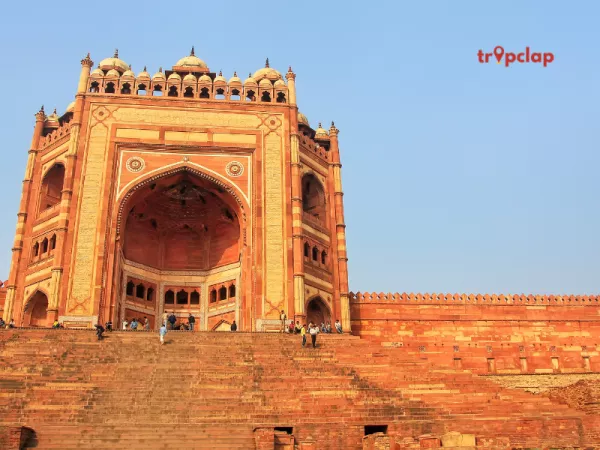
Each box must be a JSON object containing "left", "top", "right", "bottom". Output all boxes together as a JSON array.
[{"left": 0, "top": 1, "right": 598, "bottom": 295}]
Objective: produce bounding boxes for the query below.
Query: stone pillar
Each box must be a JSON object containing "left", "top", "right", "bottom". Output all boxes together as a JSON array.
[
  {"left": 2, "top": 106, "right": 46, "bottom": 322},
  {"left": 329, "top": 123, "right": 351, "bottom": 331},
  {"left": 289, "top": 107, "right": 306, "bottom": 322},
  {"left": 285, "top": 67, "right": 296, "bottom": 106},
  {"left": 50, "top": 54, "right": 93, "bottom": 322}
]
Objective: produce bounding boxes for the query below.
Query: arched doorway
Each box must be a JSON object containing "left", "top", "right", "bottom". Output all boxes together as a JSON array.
[
  {"left": 306, "top": 297, "right": 331, "bottom": 327},
  {"left": 117, "top": 170, "right": 245, "bottom": 330},
  {"left": 26, "top": 291, "right": 49, "bottom": 327}
]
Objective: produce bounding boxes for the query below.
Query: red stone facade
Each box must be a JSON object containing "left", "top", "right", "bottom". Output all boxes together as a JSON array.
[{"left": 0, "top": 49, "right": 350, "bottom": 333}]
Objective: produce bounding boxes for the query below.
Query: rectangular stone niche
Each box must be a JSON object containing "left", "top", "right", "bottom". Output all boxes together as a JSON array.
[{"left": 364, "top": 425, "right": 388, "bottom": 435}]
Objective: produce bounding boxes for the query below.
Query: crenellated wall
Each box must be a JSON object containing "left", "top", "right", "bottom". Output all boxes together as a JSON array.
[{"left": 350, "top": 291, "right": 600, "bottom": 376}]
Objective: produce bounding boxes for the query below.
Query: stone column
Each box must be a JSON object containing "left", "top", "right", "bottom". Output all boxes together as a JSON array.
[
  {"left": 3, "top": 106, "right": 46, "bottom": 322},
  {"left": 49, "top": 54, "right": 93, "bottom": 322},
  {"left": 285, "top": 67, "right": 296, "bottom": 106},
  {"left": 328, "top": 123, "right": 351, "bottom": 331}
]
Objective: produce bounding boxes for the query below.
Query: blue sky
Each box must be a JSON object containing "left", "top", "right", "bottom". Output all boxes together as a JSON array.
[{"left": 0, "top": 1, "right": 598, "bottom": 295}]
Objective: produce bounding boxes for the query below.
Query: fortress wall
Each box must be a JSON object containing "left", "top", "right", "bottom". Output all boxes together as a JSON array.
[{"left": 350, "top": 292, "right": 600, "bottom": 376}]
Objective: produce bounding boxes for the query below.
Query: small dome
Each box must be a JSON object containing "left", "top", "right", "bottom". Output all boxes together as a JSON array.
[
  {"left": 46, "top": 108, "right": 60, "bottom": 124},
  {"left": 152, "top": 68, "right": 166, "bottom": 81},
  {"left": 298, "top": 112, "right": 309, "bottom": 127},
  {"left": 106, "top": 69, "right": 120, "bottom": 78},
  {"left": 214, "top": 71, "right": 226, "bottom": 84},
  {"left": 175, "top": 47, "right": 208, "bottom": 69},
  {"left": 66, "top": 101, "right": 76, "bottom": 113},
  {"left": 243, "top": 73, "right": 257, "bottom": 86},
  {"left": 137, "top": 67, "right": 151, "bottom": 79},
  {"left": 314, "top": 123, "right": 329, "bottom": 138},
  {"left": 90, "top": 66, "right": 104, "bottom": 77},
  {"left": 274, "top": 77, "right": 286, "bottom": 88},
  {"left": 229, "top": 72, "right": 242, "bottom": 85},
  {"left": 122, "top": 66, "right": 135, "bottom": 79},
  {"left": 258, "top": 77, "right": 272, "bottom": 88},
  {"left": 168, "top": 73, "right": 182, "bottom": 81},
  {"left": 198, "top": 74, "right": 212, "bottom": 84},
  {"left": 99, "top": 49, "right": 129, "bottom": 73},
  {"left": 253, "top": 58, "right": 282, "bottom": 82},
  {"left": 183, "top": 73, "right": 197, "bottom": 83}
]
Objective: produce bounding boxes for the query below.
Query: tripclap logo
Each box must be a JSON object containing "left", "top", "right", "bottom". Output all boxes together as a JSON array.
[{"left": 478, "top": 46, "right": 554, "bottom": 67}]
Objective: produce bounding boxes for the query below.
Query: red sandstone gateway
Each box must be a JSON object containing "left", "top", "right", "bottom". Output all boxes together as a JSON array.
[{"left": 0, "top": 49, "right": 599, "bottom": 449}]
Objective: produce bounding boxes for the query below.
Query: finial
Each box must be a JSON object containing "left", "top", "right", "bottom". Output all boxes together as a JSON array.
[
  {"left": 40, "top": 105, "right": 45, "bottom": 113},
  {"left": 331, "top": 121, "right": 335, "bottom": 127},
  {"left": 233, "top": 71, "right": 237, "bottom": 77},
  {"left": 143, "top": 66, "right": 147, "bottom": 72},
  {"left": 129, "top": 64, "right": 132, "bottom": 70},
  {"left": 318, "top": 122, "right": 322, "bottom": 128},
  {"left": 219, "top": 70, "right": 222, "bottom": 76},
  {"left": 190, "top": 46, "right": 195, "bottom": 56},
  {"left": 249, "top": 72, "right": 252, "bottom": 78},
  {"left": 265, "top": 58, "right": 270, "bottom": 68},
  {"left": 114, "top": 49, "right": 119, "bottom": 58},
  {"left": 81, "top": 53, "right": 93, "bottom": 67},
  {"left": 159, "top": 67, "right": 163, "bottom": 72},
  {"left": 288, "top": 66, "right": 293, "bottom": 72},
  {"left": 53, "top": 108, "right": 57, "bottom": 115}
]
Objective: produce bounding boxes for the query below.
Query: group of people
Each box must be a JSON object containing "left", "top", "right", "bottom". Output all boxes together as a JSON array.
[
  {"left": 122, "top": 317, "right": 151, "bottom": 331},
  {"left": 279, "top": 310, "right": 344, "bottom": 349},
  {"left": 0, "top": 318, "right": 15, "bottom": 329}
]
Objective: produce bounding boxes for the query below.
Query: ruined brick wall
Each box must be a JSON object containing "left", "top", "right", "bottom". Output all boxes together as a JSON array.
[{"left": 350, "top": 292, "right": 600, "bottom": 375}]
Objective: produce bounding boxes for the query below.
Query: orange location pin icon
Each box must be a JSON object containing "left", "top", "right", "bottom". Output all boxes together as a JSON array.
[{"left": 494, "top": 46, "right": 504, "bottom": 64}]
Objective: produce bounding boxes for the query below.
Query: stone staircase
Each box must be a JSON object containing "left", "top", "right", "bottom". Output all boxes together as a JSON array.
[{"left": 0, "top": 329, "right": 598, "bottom": 449}]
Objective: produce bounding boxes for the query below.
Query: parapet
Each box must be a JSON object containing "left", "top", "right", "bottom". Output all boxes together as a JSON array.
[{"left": 349, "top": 291, "right": 600, "bottom": 305}]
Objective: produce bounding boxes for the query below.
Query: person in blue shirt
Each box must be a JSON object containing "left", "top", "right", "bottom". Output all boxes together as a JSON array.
[{"left": 159, "top": 324, "right": 167, "bottom": 345}]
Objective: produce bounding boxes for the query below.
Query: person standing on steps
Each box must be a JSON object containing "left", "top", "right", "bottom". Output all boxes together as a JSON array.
[
  {"left": 301, "top": 323, "right": 307, "bottom": 347},
  {"left": 168, "top": 313, "right": 177, "bottom": 330},
  {"left": 162, "top": 311, "right": 168, "bottom": 329},
  {"left": 230, "top": 320, "right": 237, "bottom": 332},
  {"left": 95, "top": 324, "right": 105, "bottom": 341},
  {"left": 143, "top": 317, "right": 150, "bottom": 331},
  {"left": 280, "top": 310, "right": 287, "bottom": 333},
  {"left": 122, "top": 318, "right": 128, "bottom": 330},
  {"left": 159, "top": 323, "right": 167, "bottom": 345},
  {"left": 188, "top": 313, "right": 195, "bottom": 331},
  {"left": 309, "top": 322, "right": 319, "bottom": 348}
]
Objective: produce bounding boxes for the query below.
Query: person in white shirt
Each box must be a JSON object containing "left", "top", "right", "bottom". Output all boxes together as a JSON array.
[
  {"left": 122, "top": 319, "right": 128, "bottom": 330},
  {"left": 309, "top": 322, "right": 319, "bottom": 348},
  {"left": 280, "top": 310, "right": 287, "bottom": 333},
  {"left": 335, "top": 320, "right": 343, "bottom": 334}
]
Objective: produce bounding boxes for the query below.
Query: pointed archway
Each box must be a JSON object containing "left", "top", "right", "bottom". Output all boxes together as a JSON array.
[
  {"left": 25, "top": 291, "right": 49, "bottom": 327},
  {"left": 306, "top": 296, "right": 331, "bottom": 328}
]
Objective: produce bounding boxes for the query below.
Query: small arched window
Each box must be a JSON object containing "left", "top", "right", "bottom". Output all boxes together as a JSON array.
[
  {"left": 39, "top": 164, "right": 65, "bottom": 213},
  {"left": 230, "top": 89, "right": 241, "bottom": 101},
  {"left": 215, "top": 88, "right": 225, "bottom": 100},
  {"left": 245, "top": 90, "right": 255, "bottom": 102},
  {"left": 50, "top": 234, "right": 56, "bottom": 251},
  {"left": 136, "top": 284, "right": 145, "bottom": 299},
  {"left": 153, "top": 85, "right": 163, "bottom": 96},
  {"left": 137, "top": 84, "right": 147, "bottom": 95},
  {"left": 126, "top": 281, "right": 135, "bottom": 296},
  {"left": 219, "top": 286, "right": 227, "bottom": 301},
  {"left": 104, "top": 82, "right": 116, "bottom": 94},
  {"left": 168, "top": 86, "right": 178, "bottom": 97},
  {"left": 177, "top": 289, "right": 188, "bottom": 304},
  {"left": 165, "top": 290, "right": 175, "bottom": 304},
  {"left": 147, "top": 287, "right": 154, "bottom": 301},
  {"left": 261, "top": 91, "right": 271, "bottom": 102},
  {"left": 302, "top": 173, "right": 326, "bottom": 224},
  {"left": 190, "top": 291, "right": 200, "bottom": 305},
  {"left": 276, "top": 92, "right": 286, "bottom": 103},
  {"left": 183, "top": 87, "right": 194, "bottom": 98},
  {"left": 32, "top": 242, "right": 39, "bottom": 257},
  {"left": 41, "top": 238, "right": 49, "bottom": 254},
  {"left": 312, "top": 246, "right": 319, "bottom": 261},
  {"left": 304, "top": 242, "right": 310, "bottom": 258},
  {"left": 229, "top": 284, "right": 236, "bottom": 298},
  {"left": 121, "top": 83, "right": 132, "bottom": 94},
  {"left": 210, "top": 289, "right": 217, "bottom": 303},
  {"left": 89, "top": 81, "right": 100, "bottom": 93},
  {"left": 321, "top": 250, "right": 327, "bottom": 265},
  {"left": 199, "top": 87, "right": 210, "bottom": 99}
]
